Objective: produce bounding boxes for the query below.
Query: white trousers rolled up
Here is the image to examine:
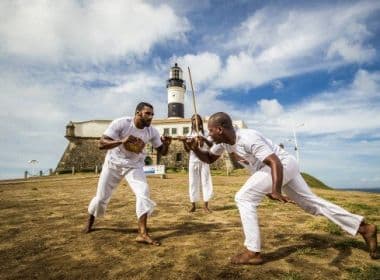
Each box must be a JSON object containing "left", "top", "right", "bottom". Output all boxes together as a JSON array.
[
  {"left": 235, "top": 155, "right": 364, "bottom": 252},
  {"left": 88, "top": 161, "right": 156, "bottom": 219},
  {"left": 189, "top": 161, "right": 213, "bottom": 203}
]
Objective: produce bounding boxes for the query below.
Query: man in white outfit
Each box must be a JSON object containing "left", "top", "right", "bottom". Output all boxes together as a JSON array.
[
  {"left": 84, "top": 102, "right": 171, "bottom": 246},
  {"left": 186, "top": 112, "right": 378, "bottom": 264},
  {"left": 183, "top": 114, "right": 213, "bottom": 213}
]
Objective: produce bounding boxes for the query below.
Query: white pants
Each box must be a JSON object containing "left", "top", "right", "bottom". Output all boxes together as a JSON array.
[
  {"left": 88, "top": 161, "right": 156, "bottom": 219},
  {"left": 189, "top": 161, "right": 213, "bottom": 203},
  {"left": 235, "top": 155, "right": 364, "bottom": 252}
]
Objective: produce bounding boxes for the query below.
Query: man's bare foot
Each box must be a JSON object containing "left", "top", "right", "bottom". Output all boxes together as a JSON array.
[
  {"left": 135, "top": 234, "right": 161, "bottom": 246},
  {"left": 83, "top": 215, "right": 95, "bottom": 234},
  {"left": 203, "top": 202, "right": 212, "bottom": 213},
  {"left": 230, "top": 249, "right": 263, "bottom": 265},
  {"left": 359, "top": 223, "right": 378, "bottom": 259},
  {"left": 189, "top": 205, "right": 196, "bottom": 213},
  {"left": 204, "top": 207, "right": 212, "bottom": 213}
]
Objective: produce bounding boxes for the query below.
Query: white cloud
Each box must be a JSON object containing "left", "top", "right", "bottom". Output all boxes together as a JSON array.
[
  {"left": 0, "top": 71, "right": 69, "bottom": 177},
  {"left": 216, "top": 1, "right": 379, "bottom": 89},
  {"left": 326, "top": 38, "right": 375, "bottom": 63},
  {"left": 231, "top": 68, "right": 380, "bottom": 143},
  {"left": 172, "top": 52, "right": 222, "bottom": 86},
  {"left": 0, "top": 66, "right": 172, "bottom": 179},
  {"left": 0, "top": 72, "right": 67, "bottom": 125},
  {"left": 289, "top": 70, "right": 380, "bottom": 136},
  {"left": 100, "top": 73, "right": 168, "bottom": 118},
  {"left": 183, "top": 88, "right": 238, "bottom": 119},
  {"left": 257, "top": 99, "right": 284, "bottom": 118},
  {"left": 351, "top": 69, "right": 380, "bottom": 97},
  {"left": 0, "top": 0, "right": 189, "bottom": 63},
  {"left": 232, "top": 68, "right": 380, "bottom": 188}
]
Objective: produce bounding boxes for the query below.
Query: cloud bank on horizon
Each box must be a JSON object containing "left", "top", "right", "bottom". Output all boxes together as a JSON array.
[{"left": 0, "top": 0, "right": 379, "bottom": 188}]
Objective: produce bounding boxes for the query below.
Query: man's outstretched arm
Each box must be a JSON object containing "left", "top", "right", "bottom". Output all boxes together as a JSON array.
[
  {"left": 99, "top": 135, "right": 145, "bottom": 153},
  {"left": 99, "top": 135, "right": 122, "bottom": 150},
  {"left": 263, "top": 154, "right": 292, "bottom": 203},
  {"left": 187, "top": 137, "right": 220, "bottom": 164},
  {"left": 155, "top": 136, "right": 171, "bottom": 156}
]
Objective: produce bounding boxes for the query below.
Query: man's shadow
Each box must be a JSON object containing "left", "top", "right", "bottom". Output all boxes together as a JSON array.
[
  {"left": 91, "top": 227, "right": 136, "bottom": 234},
  {"left": 153, "top": 221, "right": 226, "bottom": 241},
  {"left": 90, "top": 221, "right": 227, "bottom": 241},
  {"left": 263, "top": 233, "right": 368, "bottom": 268},
  {"left": 89, "top": 225, "right": 373, "bottom": 267}
]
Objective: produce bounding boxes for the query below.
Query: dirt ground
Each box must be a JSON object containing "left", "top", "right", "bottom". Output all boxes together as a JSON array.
[{"left": 0, "top": 172, "right": 379, "bottom": 280}]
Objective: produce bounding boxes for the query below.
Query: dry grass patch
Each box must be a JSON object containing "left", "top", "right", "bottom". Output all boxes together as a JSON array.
[{"left": 0, "top": 173, "right": 379, "bottom": 279}]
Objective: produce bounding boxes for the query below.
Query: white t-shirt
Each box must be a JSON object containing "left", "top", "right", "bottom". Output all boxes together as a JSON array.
[
  {"left": 103, "top": 117, "right": 162, "bottom": 168},
  {"left": 210, "top": 128, "right": 289, "bottom": 172},
  {"left": 187, "top": 130, "right": 211, "bottom": 163}
]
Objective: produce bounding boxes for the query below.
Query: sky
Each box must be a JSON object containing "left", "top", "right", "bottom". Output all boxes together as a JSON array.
[{"left": 1, "top": 0, "right": 380, "bottom": 189}]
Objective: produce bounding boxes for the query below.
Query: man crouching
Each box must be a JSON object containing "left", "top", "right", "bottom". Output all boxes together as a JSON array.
[{"left": 84, "top": 102, "right": 171, "bottom": 246}]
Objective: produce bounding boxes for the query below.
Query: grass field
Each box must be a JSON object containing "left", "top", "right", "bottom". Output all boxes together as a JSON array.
[{"left": 0, "top": 171, "right": 379, "bottom": 280}]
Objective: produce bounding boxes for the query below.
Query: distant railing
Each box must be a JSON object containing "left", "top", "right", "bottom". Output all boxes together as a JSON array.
[
  {"left": 25, "top": 164, "right": 166, "bottom": 179},
  {"left": 24, "top": 168, "right": 55, "bottom": 179}
]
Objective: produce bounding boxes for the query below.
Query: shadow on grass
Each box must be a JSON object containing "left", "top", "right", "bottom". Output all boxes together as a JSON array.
[
  {"left": 263, "top": 233, "right": 369, "bottom": 268},
  {"left": 88, "top": 221, "right": 228, "bottom": 242},
  {"left": 91, "top": 227, "right": 137, "bottom": 234},
  {"left": 154, "top": 221, "right": 226, "bottom": 241},
  {"left": 87, "top": 223, "right": 376, "bottom": 268},
  {"left": 212, "top": 204, "right": 237, "bottom": 211}
]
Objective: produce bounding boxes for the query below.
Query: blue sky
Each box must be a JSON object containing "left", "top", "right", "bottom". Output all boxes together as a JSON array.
[{"left": 1, "top": 0, "right": 380, "bottom": 189}]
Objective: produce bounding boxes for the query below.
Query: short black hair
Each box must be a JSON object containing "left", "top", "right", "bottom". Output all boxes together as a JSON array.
[
  {"left": 135, "top": 102, "right": 153, "bottom": 114},
  {"left": 209, "top": 112, "right": 233, "bottom": 129}
]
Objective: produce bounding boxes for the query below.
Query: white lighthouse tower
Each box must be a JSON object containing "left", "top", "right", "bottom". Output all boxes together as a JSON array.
[{"left": 167, "top": 63, "right": 186, "bottom": 118}]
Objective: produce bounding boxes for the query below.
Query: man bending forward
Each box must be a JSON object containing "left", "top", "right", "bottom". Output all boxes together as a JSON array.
[{"left": 187, "top": 112, "right": 377, "bottom": 264}]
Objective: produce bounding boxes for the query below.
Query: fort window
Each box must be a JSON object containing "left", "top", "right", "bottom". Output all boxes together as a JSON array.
[
  {"left": 183, "top": 127, "right": 189, "bottom": 135},
  {"left": 171, "top": 128, "right": 177, "bottom": 135},
  {"left": 176, "top": 153, "right": 182, "bottom": 162},
  {"left": 163, "top": 128, "right": 170, "bottom": 136}
]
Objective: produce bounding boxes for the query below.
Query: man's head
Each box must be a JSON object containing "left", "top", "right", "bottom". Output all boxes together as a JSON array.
[
  {"left": 135, "top": 102, "right": 154, "bottom": 128},
  {"left": 207, "top": 112, "right": 234, "bottom": 144}
]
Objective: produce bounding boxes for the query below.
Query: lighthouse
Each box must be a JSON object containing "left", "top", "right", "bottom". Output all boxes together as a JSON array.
[{"left": 166, "top": 63, "right": 186, "bottom": 118}]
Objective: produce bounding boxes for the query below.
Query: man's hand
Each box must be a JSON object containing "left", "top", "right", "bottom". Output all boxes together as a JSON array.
[
  {"left": 156, "top": 136, "right": 172, "bottom": 156},
  {"left": 198, "top": 137, "right": 205, "bottom": 147},
  {"left": 185, "top": 136, "right": 202, "bottom": 150},
  {"left": 122, "top": 135, "right": 145, "bottom": 153},
  {"left": 266, "top": 192, "right": 294, "bottom": 203},
  {"left": 187, "top": 136, "right": 206, "bottom": 150},
  {"left": 177, "top": 136, "right": 191, "bottom": 151},
  {"left": 160, "top": 135, "right": 172, "bottom": 146}
]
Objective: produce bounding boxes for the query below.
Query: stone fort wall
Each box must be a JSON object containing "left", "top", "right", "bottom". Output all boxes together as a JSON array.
[{"left": 55, "top": 137, "right": 237, "bottom": 173}]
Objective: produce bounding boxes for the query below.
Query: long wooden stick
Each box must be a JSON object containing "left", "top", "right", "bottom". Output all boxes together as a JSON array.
[{"left": 187, "top": 67, "right": 199, "bottom": 135}]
